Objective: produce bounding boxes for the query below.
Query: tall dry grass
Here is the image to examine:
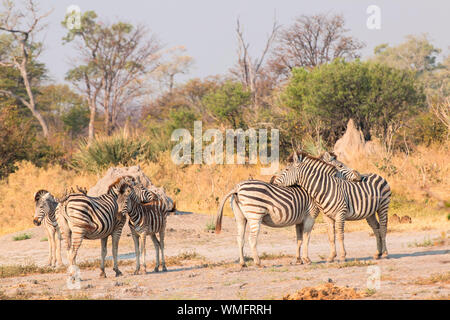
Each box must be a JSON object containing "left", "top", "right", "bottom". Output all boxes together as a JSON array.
[{"left": 0, "top": 143, "right": 449, "bottom": 236}]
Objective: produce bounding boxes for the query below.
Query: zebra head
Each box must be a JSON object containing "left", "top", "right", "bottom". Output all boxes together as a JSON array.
[
  {"left": 271, "top": 151, "right": 303, "bottom": 187},
  {"left": 133, "top": 184, "right": 159, "bottom": 203},
  {"left": 33, "top": 190, "right": 57, "bottom": 226},
  {"left": 116, "top": 182, "right": 140, "bottom": 217},
  {"left": 320, "top": 152, "right": 362, "bottom": 182}
]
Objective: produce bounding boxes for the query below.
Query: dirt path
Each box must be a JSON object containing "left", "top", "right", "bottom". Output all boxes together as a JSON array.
[{"left": 0, "top": 213, "right": 449, "bottom": 300}]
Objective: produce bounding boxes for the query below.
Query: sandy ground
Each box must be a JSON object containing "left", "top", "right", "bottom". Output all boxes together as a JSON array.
[{"left": 0, "top": 213, "right": 449, "bottom": 300}]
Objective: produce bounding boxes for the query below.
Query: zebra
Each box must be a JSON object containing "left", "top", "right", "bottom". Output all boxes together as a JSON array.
[
  {"left": 33, "top": 190, "right": 63, "bottom": 267},
  {"left": 272, "top": 151, "right": 391, "bottom": 262},
  {"left": 215, "top": 180, "right": 319, "bottom": 268},
  {"left": 116, "top": 182, "right": 177, "bottom": 274},
  {"left": 56, "top": 176, "right": 133, "bottom": 278}
]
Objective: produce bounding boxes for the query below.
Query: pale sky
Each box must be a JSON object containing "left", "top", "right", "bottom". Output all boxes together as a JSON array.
[{"left": 33, "top": 0, "right": 450, "bottom": 84}]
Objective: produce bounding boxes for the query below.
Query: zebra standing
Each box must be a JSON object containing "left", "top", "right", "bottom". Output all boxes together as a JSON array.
[
  {"left": 33, "top": 190, "right": 63, "bottom": 267},
  {"left": 216, "top": 180, "right": 319, "bottom": 268},
  {"left": 56, "top": 176, "right": 134, "bottom": 278},
  {"left": 116, "top": 182, "right": 177, "bottom": 274},
  {"left": 273, "top": 151, "right": 391, "bottom": 262}
]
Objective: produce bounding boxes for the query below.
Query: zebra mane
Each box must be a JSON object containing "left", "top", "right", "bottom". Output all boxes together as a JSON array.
[
  {"left": 107, "top": 175, "right": 134, "bottom": 193},
  {"left": 288, "top": 150, "right": 338, "bottom": 171},
  {"left": 34, "top": 189, "right": 49, "bottom": 202}
]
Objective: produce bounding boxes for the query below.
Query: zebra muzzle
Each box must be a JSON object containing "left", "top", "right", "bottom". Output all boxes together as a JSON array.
[{"left": 33, "top": 218, "right": 42, "bottom": 226}]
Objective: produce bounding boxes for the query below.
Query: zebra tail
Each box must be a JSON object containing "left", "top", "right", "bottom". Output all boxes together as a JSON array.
[{"left": 215, "top": 187, "right": 238, "bottom": 234}]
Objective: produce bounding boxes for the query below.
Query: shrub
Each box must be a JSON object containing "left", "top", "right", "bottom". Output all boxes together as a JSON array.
[{"left": 70, "top": 131, "right": 151, "bottom": 172}]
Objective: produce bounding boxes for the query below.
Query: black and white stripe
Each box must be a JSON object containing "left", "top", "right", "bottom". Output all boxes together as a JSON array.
[
  {"left": 116, "top": 182, "right": 177, "bottom": 274},
  {"left": 273, "top": 151, "right": 391, "bottom": 262}
]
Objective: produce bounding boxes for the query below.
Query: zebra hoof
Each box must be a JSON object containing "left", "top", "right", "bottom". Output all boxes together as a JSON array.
[
  {"left": 133, "top": 270, "right": 140, "bottom": 275},
  {"left": 326, "top": 257, "right": 335, "bottom": 263},
  {"left": 162, "top": 266, "right": 167, "bottom": 272},
  {"left": 302, "top": 257, "right": 312, "bottom": 265},
  {"left": 373, "top": 253, "right": 381, "bottom": 260},
  {"left": 290, "top": 258, "right": 303, "bottom": 265},
  {"left": 381, "top": 252, "right": 389, "bottom": 259},
  {"left": 99, "top": 271, "right": 106, "bottom": 278},
  {"left": 338, "top": 258, "right": 347, "bottom": 263},
  {"left": 114, "top": 270, "right": 123, "bottom": 277},
  {"left": 238, "top": 264, "right": 247, "bottom": 271},
  {"left": 153, "top": 267, "right": 159, "bottom": 273}
]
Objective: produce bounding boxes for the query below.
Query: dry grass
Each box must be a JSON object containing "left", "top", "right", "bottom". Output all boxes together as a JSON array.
[
  {"left": 0, "top": 143, "right": 449, "bottom": 236},
  {"left": 414, "top": 272, "right": 450, "bottom": 285}
]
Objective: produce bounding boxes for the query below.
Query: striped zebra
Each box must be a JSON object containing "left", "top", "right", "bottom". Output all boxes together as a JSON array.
[
  {"left": 215, "top": 180, "right": 319, "bottom": 268},
  {"left": 116, "top": 182, "right": 177, "bottom": 274},
  {"left": 273, "top": 151, "right": 391, "bottom": 262},
  {"left": 56, "top": 177, "right": 134, "bottom": 278},
  {"left": 33, "top": 190, "right": 63, "bottom": 267}
]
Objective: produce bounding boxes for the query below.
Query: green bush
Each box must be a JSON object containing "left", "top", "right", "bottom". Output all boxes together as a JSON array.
[{"left": 70, "top": 131, "right": 152, "bottom": 172}]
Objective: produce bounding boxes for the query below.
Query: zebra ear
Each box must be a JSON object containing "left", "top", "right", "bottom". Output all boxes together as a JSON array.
[
  {"left": 293, "top": 151, "right": 301, "bottom": 164},
  {"left": 34, "top": 190, "right": 48, "bottom": 202}
]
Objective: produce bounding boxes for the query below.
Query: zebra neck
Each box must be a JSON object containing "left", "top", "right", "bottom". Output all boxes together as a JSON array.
[{"left": 127, "top": 198, "right": 143, "bottom": 225}]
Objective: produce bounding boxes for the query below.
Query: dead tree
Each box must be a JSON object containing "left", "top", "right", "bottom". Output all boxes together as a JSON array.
[{"left": 232, "top": 17, "right": 280, "bottom": 108}]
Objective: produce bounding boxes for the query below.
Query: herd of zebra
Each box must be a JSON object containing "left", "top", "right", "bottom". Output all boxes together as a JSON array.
[
  {"left": 32, "top": 150, "right": 390, "bottom": 281},
  {"left": 216, "top": 151, "right": 391, "bottom": 267},
  {"left": 33, "top": 176, "right": 178, "bottom": 279}
]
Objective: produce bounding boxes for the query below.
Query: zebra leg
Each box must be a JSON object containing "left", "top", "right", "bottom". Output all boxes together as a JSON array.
[
  {"left": 301, "top": 214, "right": 315, "bottom": 265},
  {"left": 150, "top": 234, "right": 161, "bottom": 272},
  {"left": 49, "top": 227, "right": 57, "bottom": 267},
  {"left": 68, "top": 234, "right": 83, "bottom": 280},
  {"left": 335, "top": 212, "right": 347, "bottom": 262},
  {"left": 366, "top": 215, "right": 382, "bottom": 259},
  {"left": 232, "top": 196, "right": 247, "bottom": 268},
  {"left": 377, "top": 203, "right": 390, "bottom": 258},
  {"left": 293, "top": 223, "right": 304, "bottom": 265},
  {"left": 56, "top": 227, "right": 63, "bottom": 266},
  {"left": 159, "top": 229, "right": 167, "bottom": 272},
  {"left": 140, "top": 234, "right": 147, "bottom": 273},
  {"left": 323, "top": 215, "right": 337, "bottom": 263},
  {"left": 111, "top": 233, "right": 123, "bottom": 277},
  {"left": 247, "top": 218, "right": 262, "bottom": 267},
  {"left": 131, "top": 231, "right": 141, "bottom": 274},
  {"left": 45, "top": 227, "right": 53, "bottom": 266},
  {"left": 100, "top": 237, "right": 108, "bottom": 277}
]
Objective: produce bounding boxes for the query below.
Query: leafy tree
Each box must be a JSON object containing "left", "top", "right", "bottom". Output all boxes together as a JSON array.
[
  {"left": 282, "top": 59, "right": 425, "bottom": 143},
  {"left": 0, "top": 105, "right": 62, "bottom": 178},
  {"left": 202, "top": 81, "right": 251, "bottom": 128},
  {"left": 36, "top": 84, "right": 88, "bottom": 137}
]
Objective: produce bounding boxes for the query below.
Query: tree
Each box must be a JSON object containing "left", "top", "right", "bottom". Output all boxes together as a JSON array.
[
  {"left": 0, "top": 105, "right": 62, "bottom": 178},
  {"left": 269, "top": 13, "right": 364, "bottom": 79},
  {"left": 373, "top": 34, "right": 441, "bottom": 75},
  {"left": 282, "top": 59, "right": 425, "bottom": 144},
  {"left": 230, "top": 17, "right": 280, "bottom": 108},
  {"left": 202, "top": 81, "right": 251, "bottom": 128},
  {"left": 152, "top": 46, "right": 193, "bottom": 94},
  {"left": 0, "top": 0, "right": 52, "bottom": 137},
  {"left": 62, "top": 10, "right": 161, "bottom": 141},
  {"left": 36, "top": 84, "right": 88, "bottom": 136}
]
